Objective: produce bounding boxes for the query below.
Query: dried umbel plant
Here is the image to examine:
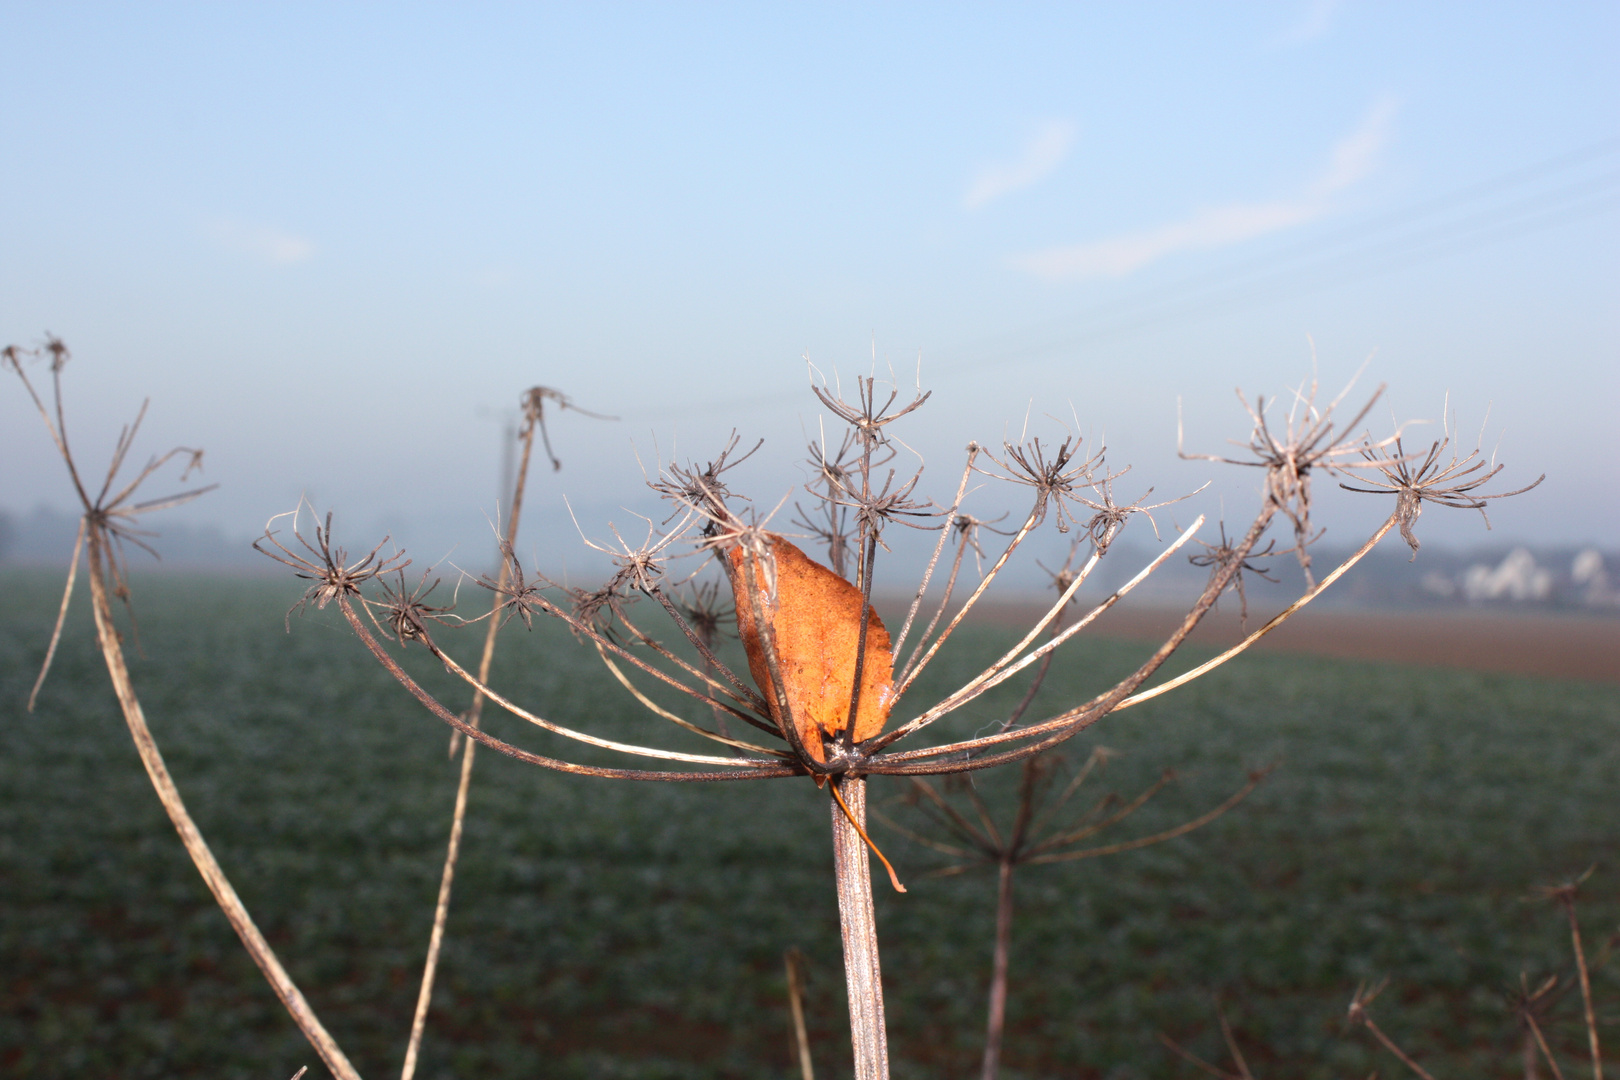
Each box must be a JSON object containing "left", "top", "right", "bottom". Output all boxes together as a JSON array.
[
  {"left": 264, "top": 366, "right": 1539, "bottom": 1078},
  {"left": 7, "top": 339, "right": 361, "bottom": 1080}
]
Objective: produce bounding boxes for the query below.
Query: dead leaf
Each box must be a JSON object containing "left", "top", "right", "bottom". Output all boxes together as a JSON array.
[{"left": 726, "top": 534, "right": 894, "bottom": 762}]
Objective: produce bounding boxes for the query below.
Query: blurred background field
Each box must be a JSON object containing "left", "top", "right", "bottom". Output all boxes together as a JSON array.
[{"left": 2, "top": 568, "right": 1615, "bottom": 1079}]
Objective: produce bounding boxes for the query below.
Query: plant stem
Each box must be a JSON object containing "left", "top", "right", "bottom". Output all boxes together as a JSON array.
[
  {"left": 786, "top": 947, "right": 816, "bottom": 1080},
  {"left": 981, "top": 856, "right": 1015, "bottom": 1080},
  {"left": 830, "top": 777, "right": 889, "bottom": 1080},
  {"left": 84, "top": 529, "right": 360, "bottom": 1080},
  {"left": 1562, "top": 895, "right": 1604, "bottom": 1080},
  {"left": 401, "top": 400, "right": 542, "bottom": 1080}
]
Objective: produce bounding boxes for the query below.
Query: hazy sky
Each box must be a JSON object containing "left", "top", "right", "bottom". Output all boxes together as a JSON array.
[{"left": 3, "top": 3, "right": 1616, "bottom": 579}]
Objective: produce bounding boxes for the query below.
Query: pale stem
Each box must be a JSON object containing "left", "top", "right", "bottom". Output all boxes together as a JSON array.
[
  {"left": 403, "top": 408, "right": 537, "bottom": 1080},
  {"left": 1360, "top": 1014, "right": 1437, "bottom": 1080},
  {"left": 831, "top": 777, "right": 889, "bottom": 1080},
  {"left": 892, "top": 505, "right": 1042, "bottom": 701},
  {"left": 27, "top": 517, "right": 84, "bottom": 711},
  {"left": 399, "top": 732, "right": 476, "bottom": 1080},
  {"left": 874, "top": 517, "right": 1203, "bottom": 754},
  {"left": 786, "top": 948, "right": 816, "bottom": 1080},
  {"left": 981, "top": 856, "right": 1015, "bottom": 1080},
  {"left": 1525, "top": 1011, "right": 1566, "bottom": 1080},
  {"left": 84, "top": 530, "right": 360, "bottom": 1080},
  {"left": 1563, "top": 897, "right": 1604, "bottom": 1080},
  {"left": 890, "top": 448, "right": 978, "bottom": 662}
]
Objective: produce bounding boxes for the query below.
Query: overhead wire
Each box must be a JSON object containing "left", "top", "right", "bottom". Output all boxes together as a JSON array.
[{"left": 628, "top": 136, "right": 1620, "bottom": 420}]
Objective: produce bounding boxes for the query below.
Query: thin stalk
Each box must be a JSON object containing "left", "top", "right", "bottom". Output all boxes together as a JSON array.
[
  {"left": 27, "top": 517, "right": 84, "bottom": 711},
  {"left": 1359, "top": 1013, "right": 1437, "bottom": 1080},
  {"left": 891, "top": 505, "right": 1041, "bottom": 702},
  {"left": 1561, "top": 896, "right": 1604, "bottom": 1080},
  {"left": 830, "top": 777, "right": 889, "bottom": 1080},
  {"left": 402, "top": 403, "right": 538, "bottom": 1080},
  {"left": 341, "top": 594, "right": 797, "bottom": 781},
  {"left": 84, "top": 528, "right": 360, "bottom": 1080},
  {"left": 1525, "top": 1012, "right": 1567, "bottom": 1080},
  {"left": 981, "top": 856, "right": 1015, "bottom": 1080},
  {"left": 786, "top": 947, "right": 816, "bottom": 1080},
  {"left": 890, "top": 448, "right": 978, "bottom": 661},
  {"left": 1114, "top": 511, "right": 1398, "bottom": 712}
]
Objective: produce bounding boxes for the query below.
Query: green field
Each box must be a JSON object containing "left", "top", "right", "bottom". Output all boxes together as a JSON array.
[{"left": 1, "top": 569, "right": 1615, "bottom": 1079}]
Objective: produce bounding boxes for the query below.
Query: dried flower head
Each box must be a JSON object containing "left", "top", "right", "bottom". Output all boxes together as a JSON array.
[
  {"left": 1182, "top": 373, "right": 1393, "bottom": 586},
  {"left": 256, "top": 509, "right": 408, "bottom": 626},
  {"left": 1339, "top": 423, "right": 1545, "bottom": 556},
  {"left": 1189, "top": 521, "right": 1280, "bottom": 630}
]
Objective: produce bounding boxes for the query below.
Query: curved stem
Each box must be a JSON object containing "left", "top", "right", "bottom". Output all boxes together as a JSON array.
[
  {"left": 27, "top": 517, "right": 84, "bottom": 711},
  {"left": 85, "top": 529, "right": 361, "bottom": 1080},
  {"left": 1113, "top": 511, "right": 1398, "bottom": 712}
]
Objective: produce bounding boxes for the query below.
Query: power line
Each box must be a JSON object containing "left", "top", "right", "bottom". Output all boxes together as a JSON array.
[{"left": 632, "top": 136, "right": 1620, "bottom": 420}]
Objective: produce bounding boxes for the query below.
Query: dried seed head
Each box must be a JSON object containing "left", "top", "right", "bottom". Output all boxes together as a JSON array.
[
  {"left": 983, "top": 434, "right": 1104, "bottom": 533},
  {"left": 255, "top": 510, "right": 407, "bottom": 625},
  {"left": 1340, "top": 428, "right": 1545, "bottom": 556}
]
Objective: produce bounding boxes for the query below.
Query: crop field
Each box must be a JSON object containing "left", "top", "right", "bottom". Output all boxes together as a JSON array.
[{"left": 2, "top": 569, "right": 1616, "bottom": 1079}]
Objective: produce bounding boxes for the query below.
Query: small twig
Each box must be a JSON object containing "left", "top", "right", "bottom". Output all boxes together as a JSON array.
[
  {"left": 1540, "top": 872, "right": 1603, "bottom": 1080},
  {"left": 1347, "top": 980, "right": 1438, "bottom": 1080},
  {"left": 27, "top": 517, "right": 84, "bottom": 711},
  {"left": 785, "top": 947, "right": 815, "bottom": 1080},
  {"left": 1158, "top": 1032, "right": 1244, "bottom": 1080}
]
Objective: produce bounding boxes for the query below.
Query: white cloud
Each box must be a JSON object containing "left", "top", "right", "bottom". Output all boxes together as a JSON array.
[
  {"left": 1311, "top": 96, "right": 1397, "bottom": 196},
  {"left": 1011, "top": 98, "right": 1397, "bottom": 281},
  {"left": 1270, "top": 0, "right": 1343, "bottom": 47},
  {"left": 964, "top": 120, "right": 1078, "bottom": 210},
  {"left": 206, "top": 218, "right": 315, "bottom": 264}
]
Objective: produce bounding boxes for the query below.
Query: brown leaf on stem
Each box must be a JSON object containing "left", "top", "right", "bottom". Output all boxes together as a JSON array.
[{"left": 726, "top": 534, "right": 894, "bottom": 763}]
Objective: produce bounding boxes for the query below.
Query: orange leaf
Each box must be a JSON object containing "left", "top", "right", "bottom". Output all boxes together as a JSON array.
[{"left": 725, "top": 535, "right": 894, "bottom": 763}]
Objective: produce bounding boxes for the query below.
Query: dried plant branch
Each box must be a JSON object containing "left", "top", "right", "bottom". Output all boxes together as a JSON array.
[
  {"left": 785, "top": 947, "right": 816, "bottom": 1080},
  {"left": 1158, "top": 1002, "right": 1257, "bottom": 1080},
  {"left": 1515, "top": 972, "right": 1569, "bottom": 1080},
  {"left": 1537, "top": 871, "right": 1604, "bottom": 1080},
  {"left": 7, "top": 341, "right": 358, "bottom": 1080},
  {"left": 1347, "top": 980, "right": 1439, "bottom": 1080},
  {"left": 1158, "top": 1031, "right": 1249, "bottom": 1080},
  {"left": 400, "top": 384, "right": 613, "bottom": 1080},
  {"left": 1024, "top": 768, "right": 1269, "bottom": 866},
  {"left": 26, "top": 517, "right": 84, "bottom": 711},
  {"left": 1114, "top": 509, "right": 1400, "bottom": 713}
]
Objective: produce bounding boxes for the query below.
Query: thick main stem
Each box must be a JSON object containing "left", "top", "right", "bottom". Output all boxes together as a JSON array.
[
  {"left": 830, "top": 777, "right": 889, "bottom": 1080},
  {"left": 85, "top": 531, "right": 360, "bottom": 1080},
  {"left": 981, "top": 857, "right": 1015, "bottom": 1080}
]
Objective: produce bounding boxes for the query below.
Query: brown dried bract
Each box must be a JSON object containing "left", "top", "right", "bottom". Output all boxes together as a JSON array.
[{"left": 725, "top": 534, "right": 894, "bottom": 763}]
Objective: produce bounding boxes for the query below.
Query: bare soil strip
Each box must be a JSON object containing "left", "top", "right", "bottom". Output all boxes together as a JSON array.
[{"left": 969, "top": 602, "right": 1620, "bottom": 684}]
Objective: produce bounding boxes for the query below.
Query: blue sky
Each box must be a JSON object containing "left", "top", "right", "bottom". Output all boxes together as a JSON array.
[{"left": 2, "top": 3, "right": 1615, "bottom": 576}]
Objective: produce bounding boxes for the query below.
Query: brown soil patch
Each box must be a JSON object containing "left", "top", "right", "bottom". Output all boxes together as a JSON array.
[{"left": 968, "top": 602, "right": 1620, "bottom": 684}]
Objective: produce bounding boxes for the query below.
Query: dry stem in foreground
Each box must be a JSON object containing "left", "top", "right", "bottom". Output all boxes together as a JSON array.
[{"left": 6, "top": 339, "right": 359, "bottom": 1080}]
